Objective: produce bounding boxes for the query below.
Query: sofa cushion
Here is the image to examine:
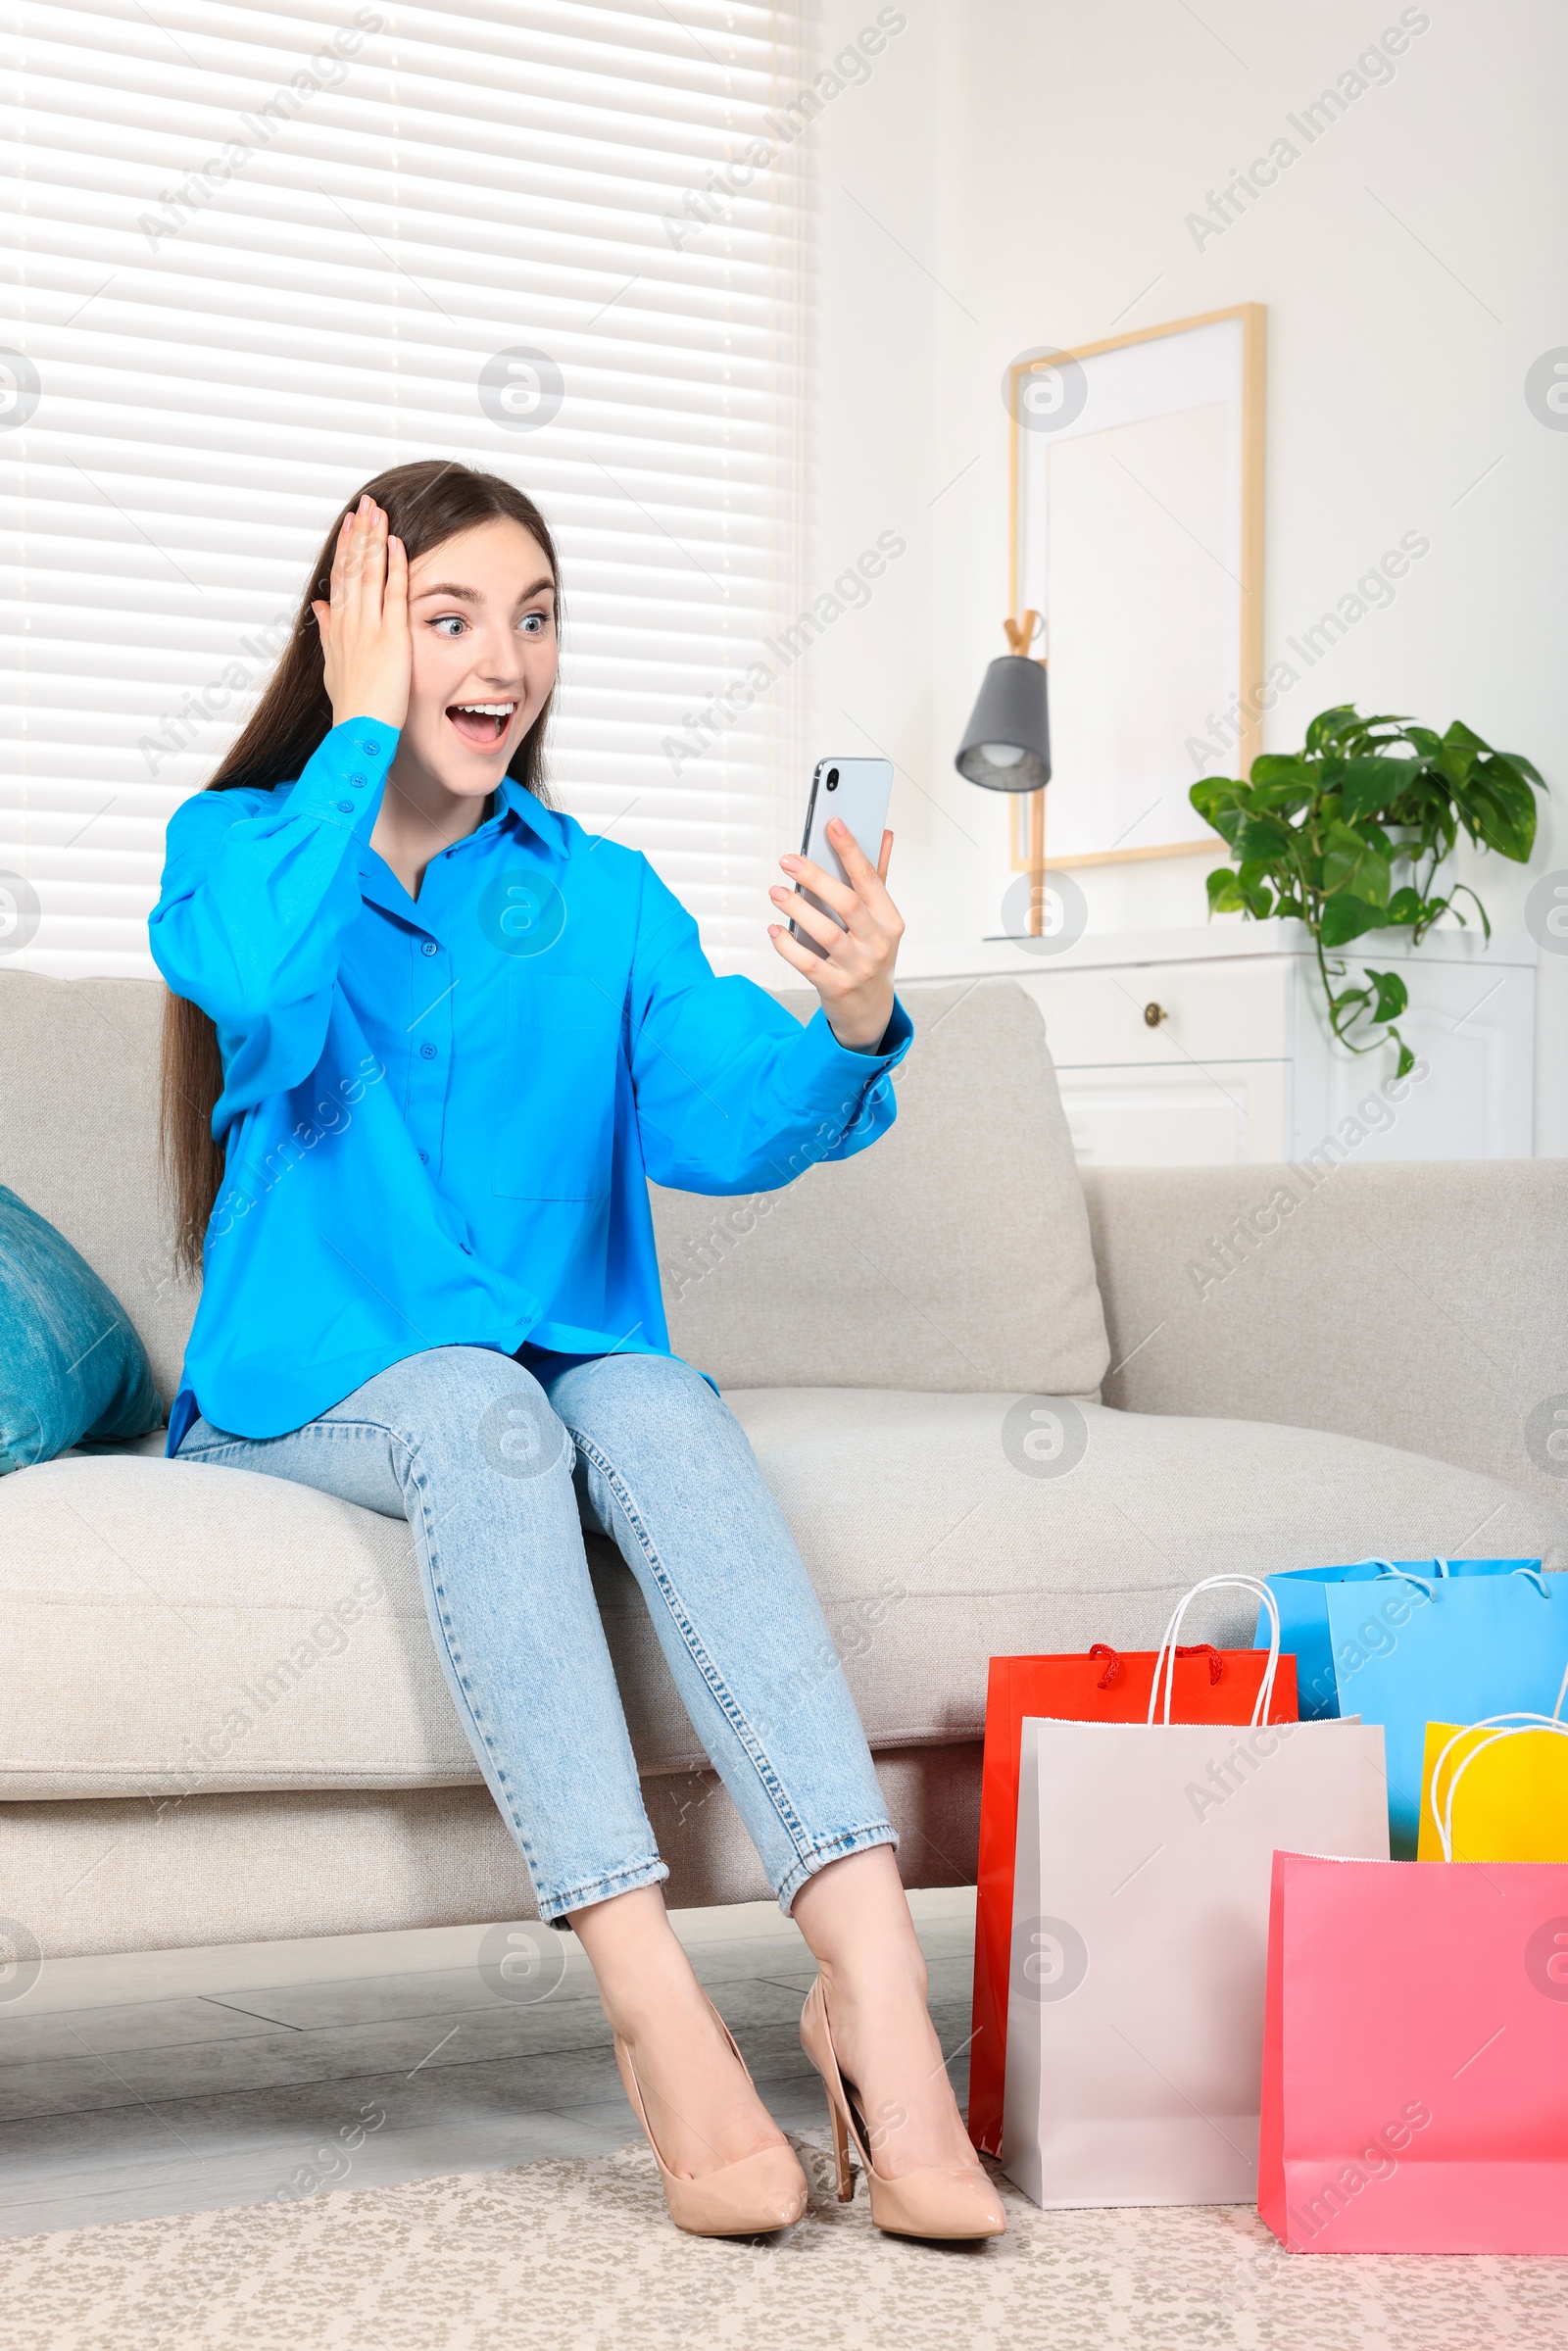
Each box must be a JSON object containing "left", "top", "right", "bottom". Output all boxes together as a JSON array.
[
  {"left": 652, "top": 978, "right": 1109, "bottom": 1396},
  {"left": 4, "top": 1396, "right": 1561, "bottom": 1800},
  {"left": 0, "top": 1185, "right": 162, "bottom": 1470}
]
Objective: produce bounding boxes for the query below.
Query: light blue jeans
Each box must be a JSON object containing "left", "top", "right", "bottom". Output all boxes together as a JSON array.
[{"left": 174, "top": 1345, "right": 896, "bottom": 1920}]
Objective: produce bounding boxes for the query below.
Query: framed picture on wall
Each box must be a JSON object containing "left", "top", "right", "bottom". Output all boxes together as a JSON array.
[{"left": 1006, "top": 302, "right": 1264, "bottom": 873}]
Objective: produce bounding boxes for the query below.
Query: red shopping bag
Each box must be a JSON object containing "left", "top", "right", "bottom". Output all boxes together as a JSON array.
[
  {"left": 967, "top": 1622, "right": 1298, "bottom": 2157},
  {"left": 1260, "top": 1851, "right": 1568, "bottom": 2252}
]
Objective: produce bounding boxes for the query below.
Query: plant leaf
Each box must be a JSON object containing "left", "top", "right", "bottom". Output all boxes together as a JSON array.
[
  {"left": 1233, "top": 861, "right": 1277, "bottom": 918},
  {"left": 1304, "top": 705, "right": 1361, "bottom": 755},
  {"left": 1190, "top": 778, "right": 1246, "bottom": 841},
  {"left": 1232, "top": 812, "right": 1295, "bottom": 861},
  {"left": 1320, "top": 892, "right": 1387, "bottom": 947},
  {"left": 1456, "top": 758, "right": 1539, "bottom": 861},
  {"left": 1362, "top": 967, "right": 1408, "bottom": 1024},
  {"left": 1339, "top": 755, "right": 1423, "bottom": 822},
  {"left": 1495, "top": 747, "right": 1547, "bottom": 791},
  {"left": 1322, "top": 825, "right": 1392, "bottom": 907},
  {"left": 1250, "top": 753, "right": 1315, "bottom": 788}
]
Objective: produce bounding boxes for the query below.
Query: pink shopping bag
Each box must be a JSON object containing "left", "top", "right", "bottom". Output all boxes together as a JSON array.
[{"left": 1259, "top": 1850, "right": 1568, "bottom": 2253}]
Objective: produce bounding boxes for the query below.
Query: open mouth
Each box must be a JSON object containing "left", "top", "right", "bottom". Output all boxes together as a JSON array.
[{"left": 445, "top": 701, "right": 517, "bottom": 750}]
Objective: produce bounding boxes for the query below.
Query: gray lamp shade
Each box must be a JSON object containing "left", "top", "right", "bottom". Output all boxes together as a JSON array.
[{"left": 955, "top": 655, "right": 1051, "bottom": 794}]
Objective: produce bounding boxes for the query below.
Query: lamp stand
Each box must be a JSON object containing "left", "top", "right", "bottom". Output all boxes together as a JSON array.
[
  {"left": 1026, "top": 787, "right": 1046, "bottom": 936},
  {"left": 1003, "top": 611, "right": 1048, "bottom": 937}
]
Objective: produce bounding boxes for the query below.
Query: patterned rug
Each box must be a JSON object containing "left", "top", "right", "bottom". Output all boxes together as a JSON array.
[{"left": 2, "top": 2136, "right": 1563, "bottom": 2350}]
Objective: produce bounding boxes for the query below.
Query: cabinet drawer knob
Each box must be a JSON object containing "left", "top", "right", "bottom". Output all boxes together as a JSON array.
[{"left": 1143, "top": 1001, "right": 1167, "bottom": 1028}]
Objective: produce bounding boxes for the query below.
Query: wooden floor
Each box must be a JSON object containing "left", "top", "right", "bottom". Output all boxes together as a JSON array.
[{"left": 0, "top": 1888, "right": 977, "bottom": 2238}]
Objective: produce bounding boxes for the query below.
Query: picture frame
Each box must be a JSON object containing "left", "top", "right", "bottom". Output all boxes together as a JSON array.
[{"left": 1005, "top": 303, "right": 1265, "bottom": 875}]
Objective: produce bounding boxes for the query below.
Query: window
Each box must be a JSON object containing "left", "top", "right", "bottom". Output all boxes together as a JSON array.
[{"left": 2, "top": 0, "right": 815, "bottom": 976}]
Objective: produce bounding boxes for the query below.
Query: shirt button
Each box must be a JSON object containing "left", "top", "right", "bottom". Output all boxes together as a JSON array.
[
  {"left": 348, "top": 773, "right": 367, "bottom": 789},
  {"left": 419, "top": 1042, "right": 437, "bottom": 1059},
  {"left": 418, "top": 1150, "right": 428, "bottom": 1163},
  {"left": 336, "top": 800, "right": 353, "bottom": 813},
  {"left": 359, "top": 740, "right": 379, "bottom": 756},
  {"left": 420, "top": 939, "right": 438, "bottom": 956}
]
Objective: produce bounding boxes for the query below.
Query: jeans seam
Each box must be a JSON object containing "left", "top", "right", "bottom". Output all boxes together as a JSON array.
[
  {"left": 178, "top": 1418, "right": 411, "bottom": 1461},
  {"left": 776, "top": 1822, "right": 900, "bottom": 1913},
  {"left": 541, "top": 1854, "right": 669, "bottom": 1923},
  {"left": 388, "top": 1424, "right": 547, "bottom": 1878},
  {"left": 565, "top": 1427, "right": 819, "bottom": 1866}
]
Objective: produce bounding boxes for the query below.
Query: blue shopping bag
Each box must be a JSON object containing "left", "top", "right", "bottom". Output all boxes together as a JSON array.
[
  {"left": 1320, "top": 1564, "right": 1568, "bottom": 1856},
  {"left": 1254, "top": 1558, "right": 1540, "bottom": 1721}
]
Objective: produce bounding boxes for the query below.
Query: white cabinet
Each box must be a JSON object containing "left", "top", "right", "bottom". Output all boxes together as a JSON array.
[
  {"left": 930, "top": 924, "right": 1537, "bottom": 1166},
  {"left": 1051, "top": 1060, "right": 1291, "bottom": 1168}
]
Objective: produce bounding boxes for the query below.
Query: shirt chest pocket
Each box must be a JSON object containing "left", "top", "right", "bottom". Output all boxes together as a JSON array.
[{"left": 492, "top": 970, "right": 622, "bottom": 1201}]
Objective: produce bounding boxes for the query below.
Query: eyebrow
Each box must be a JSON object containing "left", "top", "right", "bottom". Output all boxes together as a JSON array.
[{"left": 411, "top": 574, "right": 556, "bottom": 605}]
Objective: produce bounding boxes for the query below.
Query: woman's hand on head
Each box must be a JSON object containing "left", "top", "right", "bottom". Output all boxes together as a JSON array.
[
  {"left": 311, "top": 495, "right": 412, "bottom": 733},
  {"left": 768, "top": 821, "right": 903, "bottom": 1052}
]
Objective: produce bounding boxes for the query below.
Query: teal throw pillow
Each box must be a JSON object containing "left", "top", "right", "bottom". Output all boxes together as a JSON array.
[{"left": 0, "top": 1185, "right": 162, "bottom": 1471}]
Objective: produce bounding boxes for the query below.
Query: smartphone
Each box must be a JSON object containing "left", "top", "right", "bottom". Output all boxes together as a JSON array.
[{"left": 789, "top": 756, "right": 894, "bottom": 956}]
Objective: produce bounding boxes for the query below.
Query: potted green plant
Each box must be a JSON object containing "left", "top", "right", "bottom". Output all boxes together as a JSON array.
[{"left": 1191, "top": 705, "right": 1545, "bottom": 1076}]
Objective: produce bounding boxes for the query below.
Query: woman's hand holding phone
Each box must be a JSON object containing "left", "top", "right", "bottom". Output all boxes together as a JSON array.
[
  {"left": 768, "top": 820, "right": 903, "bottom": 1052},
  {"left": 311, "top": 494, "right": 412, "bottom": 733}
]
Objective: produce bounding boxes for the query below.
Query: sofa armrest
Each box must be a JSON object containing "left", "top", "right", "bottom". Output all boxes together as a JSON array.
[{"left": 1081, "top": 1159, "right": 1568, "bottom": 1513}]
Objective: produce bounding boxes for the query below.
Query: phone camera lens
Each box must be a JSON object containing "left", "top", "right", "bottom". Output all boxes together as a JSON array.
[{"left": 825, "top": 767, "right": 839, "bottom": 790}]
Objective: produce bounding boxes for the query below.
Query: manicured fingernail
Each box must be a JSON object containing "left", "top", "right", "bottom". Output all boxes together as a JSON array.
[{"left": 780, "top": 855, "right": 800, "bottom": 869}]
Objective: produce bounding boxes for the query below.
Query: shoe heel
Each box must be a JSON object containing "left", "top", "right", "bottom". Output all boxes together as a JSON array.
[
  {"left": 799, "top": 1975, "right": 1005, "bottom": 2242},
  {"left": 826, "top": 2082, "right": 855, "bottom": 2202}
]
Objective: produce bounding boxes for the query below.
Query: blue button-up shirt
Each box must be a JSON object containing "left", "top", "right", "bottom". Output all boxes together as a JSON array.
[{"left": 149, "top": 719, "right": 910, "bottom": 1451}]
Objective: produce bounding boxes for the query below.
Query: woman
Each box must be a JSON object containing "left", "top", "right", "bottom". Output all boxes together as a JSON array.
[{"left": 151, "top": 461, "right": 1004, "bottom": 2243}]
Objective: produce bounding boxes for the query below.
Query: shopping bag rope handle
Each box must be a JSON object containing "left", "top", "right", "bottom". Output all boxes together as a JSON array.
[
  {"left": 1431, "top": 1701, "right": 1568, "bottom": 1861},
  {"left": 1377, "top": 1561, "right": 1549, "bottom": 1601},
  {"left": 1095, "top": 1641, "right": 1224, "bottom": 1691},
  {"left": 1360, "top": 1554, "right": 1452, "bottom": 1577},
  {"left": 1149, "top": 1577, "right": 1281, "bottom": 1726},
  {"left": 1375, "top": 1563, "right": 1434, "bottom": 1596}
]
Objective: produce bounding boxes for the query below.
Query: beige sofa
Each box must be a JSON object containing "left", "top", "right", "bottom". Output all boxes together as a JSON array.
[{"left": 2, "top": 968, "right": 1564, "bottom": 1960}]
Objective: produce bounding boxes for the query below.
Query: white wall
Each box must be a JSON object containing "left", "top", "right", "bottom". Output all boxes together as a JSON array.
[{"left": 807, "top": 0, "right": 1568, "bottom": 1149}]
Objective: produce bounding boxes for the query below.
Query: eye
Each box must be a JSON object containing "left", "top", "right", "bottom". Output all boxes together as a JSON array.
[
  {"left": 430, "top": 614, "right": 467, "bottom": 638},
  {"left": 519, "top": 610, "right": 551, "bottom": 637}
]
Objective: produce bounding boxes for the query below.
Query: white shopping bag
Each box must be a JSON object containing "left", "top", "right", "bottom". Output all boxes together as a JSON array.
[{"left": 1000, "top": 1576, "right": 1389, "bottom": 2209}]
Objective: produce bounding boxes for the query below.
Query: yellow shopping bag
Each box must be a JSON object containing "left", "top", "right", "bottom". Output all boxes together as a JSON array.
[{"left": 1418, "top": 1714, "right": 1568, "bottom": 1861}]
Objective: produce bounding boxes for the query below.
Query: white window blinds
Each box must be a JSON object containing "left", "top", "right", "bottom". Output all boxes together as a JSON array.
[{"left": 1, "top": 0, "right": 814, "bottom": 978}]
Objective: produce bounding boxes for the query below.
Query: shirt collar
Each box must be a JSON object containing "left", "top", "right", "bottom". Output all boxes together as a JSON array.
[
  {"left": 352, "top": 774, "right": 571, "bottom": 924},
  {"left": 498, "top": 774, "right": 569, "bottom": 863}
]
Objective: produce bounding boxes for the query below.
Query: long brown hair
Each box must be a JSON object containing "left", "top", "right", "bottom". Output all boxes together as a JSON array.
[{"left": 160, "top": 460, "right": 560, "bottom": 1276}]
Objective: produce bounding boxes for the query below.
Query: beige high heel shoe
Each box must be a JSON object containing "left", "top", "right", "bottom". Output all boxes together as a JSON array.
[
  {"left": 800, "top": 1977, "right": 1006, "bottom": 2240},
  {"left": 613, "top": 1995, "right": 808, "bottom": 2237}
]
